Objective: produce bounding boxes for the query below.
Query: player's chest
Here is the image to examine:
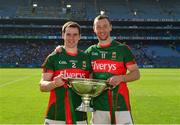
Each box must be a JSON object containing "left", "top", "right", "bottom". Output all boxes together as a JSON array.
[
  {"left": 54, "top": 58, "right": 87, "bottom": 70},
  {"left": 90, "top": 49, "right": 123, "bottom": 61}
]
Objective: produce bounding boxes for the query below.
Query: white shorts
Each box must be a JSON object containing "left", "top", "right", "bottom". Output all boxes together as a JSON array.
[
  {"left": 45, "top": 118, "right": 87, "bottom": 125},
  {"left": 91, "top": 110, "right": 133, "bottom": 124}
]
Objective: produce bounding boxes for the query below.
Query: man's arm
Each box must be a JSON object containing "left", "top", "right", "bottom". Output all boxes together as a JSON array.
[
  {"left": 39, "top": 73, "right": 65, "bottom": 92},
  {"left": 124, "top": 64, "right": 140, "bottom": 82},
  {"left": 107, "top": 64, "right": 140, "bottom": 86}
]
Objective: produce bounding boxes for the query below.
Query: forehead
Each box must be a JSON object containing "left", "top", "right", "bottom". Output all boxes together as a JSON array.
[
  {"left": 64, "top": 27, "right": 79, "bottom": 34},
  {"left": 94, "top": 18, "right": 110, "bottom": 26}
]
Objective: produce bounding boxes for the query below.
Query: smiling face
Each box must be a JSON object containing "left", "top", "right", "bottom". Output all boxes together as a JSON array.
[
  {"left": 93, "top": 17, "right": 112, "bottom": 41},
  {"left": 62, "top": 22, "right": 81, "bottom": 49},
  {"left": 62, "top": 27, "right": 80, "bottom": 49}
]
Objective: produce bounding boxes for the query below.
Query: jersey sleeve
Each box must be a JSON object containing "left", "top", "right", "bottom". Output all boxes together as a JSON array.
[
  {"left": 42, "top": 54, "right": 54, "bottom": 73},
  {"left": 84, "top": 45, "right": 95, "bottom": 56},
  {"left": 84, "top": 46, "right": 91, "bottom": 55},
  {"left": 123, "top": 45, "right": 136, "bottom": 66}
]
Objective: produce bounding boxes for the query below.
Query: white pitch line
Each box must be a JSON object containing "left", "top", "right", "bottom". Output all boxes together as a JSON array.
[{"left": 0, "top": 75, "right": 38, "bottom": 88}]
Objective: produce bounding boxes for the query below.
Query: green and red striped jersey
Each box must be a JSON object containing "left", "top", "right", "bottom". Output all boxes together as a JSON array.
[
  {"left": 43, "top": 48, "right": 92, "bottom": 121},
  {"left": 85, "top": 40, "right": 136, "bottom": 111}
]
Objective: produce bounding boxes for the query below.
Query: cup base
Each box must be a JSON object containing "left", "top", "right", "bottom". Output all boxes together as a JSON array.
[{"left": 76, "top": 103, "right": 94, "bottom": 112}]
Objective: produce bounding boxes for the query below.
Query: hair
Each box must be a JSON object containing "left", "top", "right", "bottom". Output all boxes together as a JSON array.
[
  {"left": 62, "top": 21, "right": 81, "bottom": 34},
  {"left": 93, "top": 15, "right": 111, "bottom": 26}
]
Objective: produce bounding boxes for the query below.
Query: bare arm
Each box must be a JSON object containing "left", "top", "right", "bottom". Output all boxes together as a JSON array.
[
  {"left": 107, "top": 64, "right": 140, "bottom": 86},
  {"left": 39, "top": 73, "right": 65, "bottom": 92},
  {"left": 124, "top": 64, "right": 140, "bottom": 82}
]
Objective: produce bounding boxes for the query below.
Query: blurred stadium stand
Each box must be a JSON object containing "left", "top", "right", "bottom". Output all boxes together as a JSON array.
[{"left": 0, "top": 0, "right": 180, "bottom": 68}]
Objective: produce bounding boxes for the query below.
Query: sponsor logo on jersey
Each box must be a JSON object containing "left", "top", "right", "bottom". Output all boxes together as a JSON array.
[
  {"left": 92, "top": 61, "right": 117, "bottom": 72},
  {"left": 91, "top": 59, "right": 126, "bottom": 74},
  {"left": 59, "top": 70, "right": 86, "bottom": 78},
  {"left": 59, "top": 60, "right": 67, "bottom": 64}
]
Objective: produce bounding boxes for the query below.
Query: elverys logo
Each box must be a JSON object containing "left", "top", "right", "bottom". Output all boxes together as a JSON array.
[{"left": 92, "top": 61, "right": 117, "bottom": 72}]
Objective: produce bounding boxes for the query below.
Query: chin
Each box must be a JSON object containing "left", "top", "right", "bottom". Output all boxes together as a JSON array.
[
  {"left": 99, "top": 38, "right": 108, "bottom": 41},
  {"left": 98, "top": 36, "right": 108, "bottom": 41}
]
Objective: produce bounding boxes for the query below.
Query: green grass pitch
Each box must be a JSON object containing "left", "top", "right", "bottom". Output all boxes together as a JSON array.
[{"left": 0, "top": 68, "right": 180, "bottom": 124}]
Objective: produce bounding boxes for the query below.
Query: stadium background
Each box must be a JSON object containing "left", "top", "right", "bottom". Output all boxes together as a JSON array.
[{"left": 0, "top": 0, "right": 180, "bottom": 124}]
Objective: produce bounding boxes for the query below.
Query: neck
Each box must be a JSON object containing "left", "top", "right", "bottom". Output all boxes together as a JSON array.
[
  {"left": 98, "top": 37, "right": 112, "bottom": 47},
  {"left": 64, "top": 47, "right": 78, "bottom": 56}
]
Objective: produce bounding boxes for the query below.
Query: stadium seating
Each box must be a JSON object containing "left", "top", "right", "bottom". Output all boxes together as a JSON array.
[
  {"left": 1, "top": 0, "right": 180, "bottom": 20},
  {"left": 0, "top": 0, "right": 180, "bottom": 68}
]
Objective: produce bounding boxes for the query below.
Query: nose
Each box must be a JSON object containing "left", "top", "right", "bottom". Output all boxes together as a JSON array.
[{"left": 67, "top": 35, "right": 74, "bottom": 41}]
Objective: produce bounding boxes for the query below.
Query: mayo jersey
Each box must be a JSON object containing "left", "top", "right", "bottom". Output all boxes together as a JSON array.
[
  {"left": 85, "top": 40, "right": 136, "bottom": 111},
  {"left": 43, "top": 48, "right": 91, "bottom": 121}
]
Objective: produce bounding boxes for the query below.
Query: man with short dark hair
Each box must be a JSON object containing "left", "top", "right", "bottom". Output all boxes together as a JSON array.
[{"left": 40, "top": 21, "right": 91, "bottom": 124}]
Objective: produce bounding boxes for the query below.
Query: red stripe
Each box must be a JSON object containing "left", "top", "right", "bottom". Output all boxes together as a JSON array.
[
  {"left": 46, "top": 90, "right": 56, "bottom": 115},
  {"left": 66, "top": 50, "right": 78, "bottom": 56},
  {"left": 98, "top": 42, "right": 111, "bottom": 48},
  {"left": 108, "top": 90, "right": 116, "bottom": 124},
  {"left": 108, "top": 90, "right": 113, "bottom": 118},
  {"left": 65, "top": 86, "right": 72, "bottom": 124},
  {"left": 118, "top": 82, "right": 131, "bottom": 110},
  {"left": 48, "top": 90, "right": 56, "bottom": 108},
  {"left": 126, "top": 61, "right": 136, "bottom": 66}
]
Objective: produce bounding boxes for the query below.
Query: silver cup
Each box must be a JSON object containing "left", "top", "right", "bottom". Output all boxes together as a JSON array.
[{"left": 68, "top": 78, "right": 107, "bottom": 112}]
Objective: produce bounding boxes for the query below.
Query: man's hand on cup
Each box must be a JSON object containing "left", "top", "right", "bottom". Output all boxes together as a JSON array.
[{"left": 107, "top": 75, "right": 125, "bottom": 86}]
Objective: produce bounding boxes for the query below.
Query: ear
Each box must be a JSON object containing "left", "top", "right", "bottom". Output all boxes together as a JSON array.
[
  {"left": 79, "top": 34, "right": 81, "bottom": 40},
  {"left": 110, "top": 24, "right": 112, "bottom": 32},
  {"left": 62, "top": 32, "right": 64, "bottom": 38},
  {"left": 93, "top": 25, "right": 96, "bottom": 33}
]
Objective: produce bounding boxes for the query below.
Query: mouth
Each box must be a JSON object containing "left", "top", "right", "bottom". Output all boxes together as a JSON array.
[
  {"left": 100, "top": 32, "right": 105, "bottom": 36},
  {"left": 68, "top": 41, "right": 75, "bottom": 44}
]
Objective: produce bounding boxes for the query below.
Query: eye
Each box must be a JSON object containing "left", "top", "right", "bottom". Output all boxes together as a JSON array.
[
  {"left": 73, "top": 33, "right": 78, "bottom": 36},
  {"left": 66, "top": 33, "right": 71, "bottom": 36}
]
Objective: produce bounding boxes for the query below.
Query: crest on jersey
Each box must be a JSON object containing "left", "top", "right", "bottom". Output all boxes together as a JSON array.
[
  {"left": 112, "top": 52, "right": 116, "bottom": 60},
  {"left": 82, "top": 61, "right": 86, "bottom": 68}
]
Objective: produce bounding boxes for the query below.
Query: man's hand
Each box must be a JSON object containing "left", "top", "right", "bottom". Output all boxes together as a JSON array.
[
  {"left": 54, "top": 45, "right": 63, "bottom": 53},
  {"left": 107, "top": 75, "right": 125, "bottom": 86},
  {"left": 53, "top": 74, "right": 66, "bottom": 87}
]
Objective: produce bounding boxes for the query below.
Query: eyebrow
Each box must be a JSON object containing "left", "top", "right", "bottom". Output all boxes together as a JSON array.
[{"left": 66, "top": 33, "right": 79, "bottom": 35}]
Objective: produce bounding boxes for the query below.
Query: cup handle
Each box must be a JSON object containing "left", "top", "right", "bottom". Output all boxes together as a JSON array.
[
  {"left": 105, "top": 81, "right": 114, "bottom": 90},
  {"left": 62, "top": 78, "right": 72, "bottom": 88}
]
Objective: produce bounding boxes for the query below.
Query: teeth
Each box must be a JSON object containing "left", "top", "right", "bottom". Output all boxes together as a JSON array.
[{"left": 100, "top": 33, "right": 105, "bottom": 36}]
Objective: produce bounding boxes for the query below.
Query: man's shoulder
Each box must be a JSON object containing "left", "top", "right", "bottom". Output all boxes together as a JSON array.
[
  {"left": 78, "top": 50, "right": 87, "bottom": 56},
  {"left": 78, "top": 50, "right": 90, "bottom": 59},
  {"left": 112, "top": 41, "right": 128, "bottom": 49},
  {"left": 87, "top": 44, "right": 97, "bottom": 49},
  {"left": 47, "top": 51, "right": 62, "bottom": 60},
  {"left": 85, "top": 44, "right": 97, "bottom": 53}
]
